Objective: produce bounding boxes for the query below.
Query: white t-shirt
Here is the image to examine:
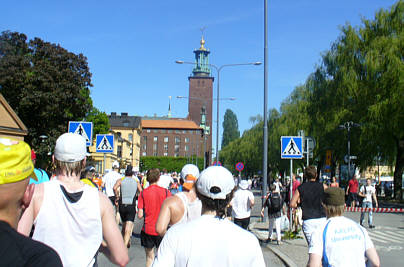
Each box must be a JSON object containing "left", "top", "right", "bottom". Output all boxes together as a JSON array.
[
  {"left": 273, "top": 181, "right": 282, "bottom": 193},
  {"left": 152, "top": 215, "right": 265, "bottom": 267},
  {"left": 309, "top": 216, "right": 374, "bottom": 267},
  {"left": 230, "top": 189, "right": 254, "bottom": 219},
  {"left": 360, "top": 185, "right": 375, "bottom": 203},
  {"left": 102, "top": 170, "right": 122, "bottom": 197},
  {"left": 158, "top": 174, "right": 173, "bottom": 189}
]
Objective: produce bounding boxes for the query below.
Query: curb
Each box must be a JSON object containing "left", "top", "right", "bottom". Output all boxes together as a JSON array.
[{"left": 250, "top": 222, "right": 297, "bottom": 267}]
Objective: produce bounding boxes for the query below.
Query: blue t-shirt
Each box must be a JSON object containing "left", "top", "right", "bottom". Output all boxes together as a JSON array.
[{"left": 29, "top": 168, "right": 50, "bottom": 184}]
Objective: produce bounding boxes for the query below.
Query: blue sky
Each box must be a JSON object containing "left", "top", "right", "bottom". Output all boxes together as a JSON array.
[{"left": 2, "top": 0, "right": 398, "bottom": 151}]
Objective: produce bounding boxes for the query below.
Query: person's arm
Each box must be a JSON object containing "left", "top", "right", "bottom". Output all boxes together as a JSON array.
[
  {"left": 18, "top": 183, "right": 44, "bottom": 235},
  {"left": 307, "top": 253, "right": 322, "bottom": 267},
  {"left": 372, "top": 190, "right": 378, "bottom": 207},
  {"left": 113, "top": 179, "right": 122, "bottom": 199},
  {"left": 358, "top": 186, "right": 365, "bottom": 198},
  {"left": 365, "top": 247, "right": 380, "bottom": 267},
  {"left": 98, "top": 192, "right": 129, "bottom": 267},
  {"left": 346, "top": 182, "right": 350, "bottom": 195},
  {"left": 156, "top": 197, "right": 174, "bottom": 236},
  {"left": 137, "top": 192, "right": 144, "bottom": 219},
  {"left": 137, "top": 182, "right": 143, "bottom": 193},
  {"left": 323, "top": 183, "right": 328, "bottom": 190},
  {"left": 290, "top": 189, "right": 300, "bottom": 209}
]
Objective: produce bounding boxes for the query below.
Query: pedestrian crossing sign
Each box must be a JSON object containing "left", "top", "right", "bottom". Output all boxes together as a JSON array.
[
  {"left": 96, "top": 134, "right": 114, "bottom": 153},
  {"left": 281, "top": 136, "right": 303, "bottom": 159},
  {"left": 68, "top": 121, "right": 93, "bottom": 146}
]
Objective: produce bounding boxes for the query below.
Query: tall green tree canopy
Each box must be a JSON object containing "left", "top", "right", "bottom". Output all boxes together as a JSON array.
[
  {"left": 221, "top": 109, "right": 240, "bottom": 149},
  {"left": 86, "top": 107, "right": 110, "bottom": 136},
  {"left": 0, "top": 31, "right": 93, "bottom": 150}
]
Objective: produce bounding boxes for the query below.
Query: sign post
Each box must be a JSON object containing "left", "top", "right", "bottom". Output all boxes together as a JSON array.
[
  {"left": 281, "top": 136, "right": 303, "bottom": 230},
  {"left": 68, "top": 121, "right": 93, "bottom": 147},
  {"left": 96, "top": 134, "right": 114, "bottom": 173},
  {"left": 235, "top": 162, "right": 244, "bottom": 186}
]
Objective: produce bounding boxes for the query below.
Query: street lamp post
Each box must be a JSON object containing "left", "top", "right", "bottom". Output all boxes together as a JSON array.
[
  {"left": 176, "top": 60, "right": 261, "bottom": 163},
  {"left": 338, "top": 121, "right": 361, "bottom": 180}
]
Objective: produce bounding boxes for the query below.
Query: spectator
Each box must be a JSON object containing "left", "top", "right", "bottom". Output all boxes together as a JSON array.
[
  {"left": 359, "top": 178, "right": 378, "bottom": 228},
  {"left": 261, "top": 184, "right": 284, "bottom": 245},
  {"left": 290, "top": 166, "right": 327, "bottom": 247},
  {"left": 152, "top": 166, "right": 265, "bottom": 267},
  {"left": 346, "top": 175, "right": 359, "bottom": 207},
  {"left": 0, "top": 138, "right": 62, "bottom": 266},
  {"left": 156, "top": 164, "right": 202, "bottom": 236},
  {"left": 307, "top": 187, "right": 380, "bottom": 267},
  {"left": 138, "top": 168, "right": 171, "bottom": 267},
  {"left": 330, "top": 176, "right": 339, "bottom": 188},
  {"left": 273, "top": 177, "right": 283, "bottom": 193},
  {"left": 230, "top": 180, "right": 255, "bottom": 230},
  {"left": 18, "top": 133, "right": 128, "bottom": 266}
]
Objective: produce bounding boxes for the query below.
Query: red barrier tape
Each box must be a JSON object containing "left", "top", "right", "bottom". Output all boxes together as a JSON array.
[{"left": 344, "top": 207, "right": 403, "bottom": 213}]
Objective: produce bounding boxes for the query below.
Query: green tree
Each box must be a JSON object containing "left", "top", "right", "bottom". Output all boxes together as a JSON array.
[
  {"left": 307, "top": 1, "right": 404, "bottom": 199},
  {"left": 86, "top": 107, "right": 110, "bottom": 136},
  {"left": 0, "top": 31, "right": 93, "bottom": 154},
  {"left": 221, "top": 109, "right": 240, "bottom": 149}
]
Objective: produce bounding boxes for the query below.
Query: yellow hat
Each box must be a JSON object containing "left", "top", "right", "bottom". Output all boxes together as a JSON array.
[{"left": 0, "top": 138, "right": 37, "bottom": 185}]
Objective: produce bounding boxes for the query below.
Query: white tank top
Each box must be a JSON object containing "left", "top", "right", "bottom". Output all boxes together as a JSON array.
[
  {"left": 175, "top": 192, "right": 202, "bottom": 225},
  {"left": 33, "top": 180, "right": 102, "bottom": 267}
]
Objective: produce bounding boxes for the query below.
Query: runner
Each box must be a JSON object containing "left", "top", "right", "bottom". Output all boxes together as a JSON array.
[
  {"left": 0, "top": 138, "right": 62, "bottom": 266},
  {"left": 307, "top": 187, "right": 380, "bottom": 267},
  {"left": 29, "top": 149, "right": 50, "bottom": 184},
  {"left": 230, "top": 179, "right": 255, "bottom": 230},
  {"left": 261, "top": 184, "right": 284, "bottom": 245},
  {"left": 152, "top": 166, "right": 265, "bottom": 267},
  {"left": 156, "top": 164, "right": 202, "bottom": 236},
  {"left": 113, "top": 165, "right": 142, "bottom": 248},
  {"left": 138, "top": 168, "right": 171, "bottom": 267},
  {"left": 18, "top": 133, "right": 128, "bottom": 267}
]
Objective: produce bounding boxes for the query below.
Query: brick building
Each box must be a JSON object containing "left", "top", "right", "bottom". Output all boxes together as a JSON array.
[{"left": 140, "top": 118, "right": 204, "bottom": 158}]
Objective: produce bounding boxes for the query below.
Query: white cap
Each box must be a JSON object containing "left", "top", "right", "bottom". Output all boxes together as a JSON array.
[
  {"left": 180, "top": 164, "right": 200, "bottom": 179},
  {"left": 196, "top": 166, "right": 235, "bottom": 200},
  {"left": 239, "top": 180, "right": 249, "bottom": 190},
  {"left": 112, "top": 161, "right": 119, "bottom": 169},
  {"left": 54, "top": 133, "right": 87, "bottom": 162}
]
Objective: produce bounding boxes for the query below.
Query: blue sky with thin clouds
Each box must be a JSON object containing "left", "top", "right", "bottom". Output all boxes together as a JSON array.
[{"left": 2, "top": 0, "right": 398, "bottom": 151}]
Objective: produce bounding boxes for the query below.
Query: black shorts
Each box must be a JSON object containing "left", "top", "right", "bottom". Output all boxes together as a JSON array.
[
  {"left": 234, "top": 217, "right": 250, "bottom": 230},
  {"left": 119, "top": 204, "right": 136, "bottom": 222},
  {"left": 140, "top": 231, "right": 163, "bottom": 249},
  {"left": 349, "top": 192, "right": 358, "bottom": 203}
]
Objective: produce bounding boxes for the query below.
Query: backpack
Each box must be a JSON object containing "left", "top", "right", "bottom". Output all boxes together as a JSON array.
[{"left": 270, "top": 193, "right": 281, "bottom": 212}]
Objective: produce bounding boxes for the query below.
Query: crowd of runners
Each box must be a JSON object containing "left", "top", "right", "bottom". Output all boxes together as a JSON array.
[{"left": 0, "top": 132, "right": 380, "bottom": 267}]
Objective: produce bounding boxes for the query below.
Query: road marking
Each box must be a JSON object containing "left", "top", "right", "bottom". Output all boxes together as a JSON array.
[
  {"left": 368, "top": 232, "right": 389, "bottom": 244},
  {"left": 370, "top": 231, "right": 403, "bottom": 243}
]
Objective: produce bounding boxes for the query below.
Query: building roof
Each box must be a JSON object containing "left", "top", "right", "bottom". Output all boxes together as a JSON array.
[
  {"left": 142, "top": 119, "right": 201, "bottom": 130},
  {"left": 0, "top": 93, "right": 28, "bottom": 137},
  {"left": 108, "top": 112, "right": 141, "bottom": 129}
]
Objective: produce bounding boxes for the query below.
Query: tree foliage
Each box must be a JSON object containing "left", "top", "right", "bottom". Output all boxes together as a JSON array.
[
  {"left": 220, "top": 1, "right": 404, "bottom": 199},
  {"left": 221, "top": 109, "right": 240, "bottom": 149},
  {"left": 86, "top": 107, "right": 110, "bottom": 136},
  {"left": 140, "top": 156, "right": 204, "bottom": 173},
  {"left": 0, "top": 31, "right": 93, "bottom": 153}
]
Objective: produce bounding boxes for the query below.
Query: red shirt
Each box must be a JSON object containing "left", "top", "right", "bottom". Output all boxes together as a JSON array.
[
  {"left": 289, "top": 180, "right": 301, "bottom": 200},
  {"left": 348, "top": 179, "right": 359, "bottom": 193},
  {"left": 138, "top": 184, "right": 171, "bottom": 235}
]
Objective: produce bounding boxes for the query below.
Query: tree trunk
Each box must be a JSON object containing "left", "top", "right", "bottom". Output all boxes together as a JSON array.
[{"left": 393, "top": 139, "right": 404, "bottom": 200}]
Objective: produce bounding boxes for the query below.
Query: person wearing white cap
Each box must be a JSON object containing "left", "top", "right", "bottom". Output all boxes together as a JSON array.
[
  {"left": 152, "top": 166, "right": 265, "bottom": 267},
  {"left": 18, "top": 133, "right": 129, "bottom": 267},
  {"left": 156, "top": 164, "right": 202, "bottom": 236},
  {"left": 230, "top": 179, "right": 255, "bottom": 230}
]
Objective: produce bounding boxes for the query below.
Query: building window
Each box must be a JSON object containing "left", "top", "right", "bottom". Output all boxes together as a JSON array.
[
  {"left": 153, "top": 151, "right": 158, "bottom": 156},
  {"left": 163, "top": 152, "right": 168, "bottom": 156},
  {"left": 168, "top": 130, "right": 172, "bottom": 133},
  {"left": 184, "top": 145, "right": 188, "bottom": 151},
  {"left": 175, "top": 137, "right": 180, "bottom": 144},
  {"left": 174, "top": 144, "right": 180, "bottom": 152},
  {"left": 128, "top": 133, "right": 133, "bottom": 142},
  {"left": 153, "top": 144, "right": 157, "bottom": 150},
  {"left": 123, "top": 122, "right": 129, "bottom": 127},
  {"left": 153, "top": 129, "right": 158, "bottom": 133},
  {"left": 182, "top": 130, "right": 186, "bottom": 134},
  {"left": 142, "top": 144, "right": 146, "bottom": 150},
  {"left": 175, "top": 130, "right": 180, "bottom": 133},
  {"left": 117, "top": 145, "right": 122, "bottom": 158},
  {"left": 164, "top": 136, "right": 169, "bottom": 143},
  {"left": 164, "top": 144, "right": 168, "bottom": 150},
  {"left": 154, "top": 136, "right": 158, "bottom": 142},
  {"left": 161, "top": 129, "right": 166, "bottom": 133},
  {"left": 147, "top": 129, "right": 151, "bottom": 133},
  {"left": 174, "top": 153, "right": 179, "bottom": 157},
  {"left": 185, "top": 137, "right": 189, "bottom": 143},
  {"left": 142, "top": 152, "right": 146, "bottom": 156}
]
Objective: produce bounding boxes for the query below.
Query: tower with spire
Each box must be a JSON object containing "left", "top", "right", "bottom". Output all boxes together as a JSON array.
[{"left": 188, "top": 34, "right": 213, "bottom": 166}]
